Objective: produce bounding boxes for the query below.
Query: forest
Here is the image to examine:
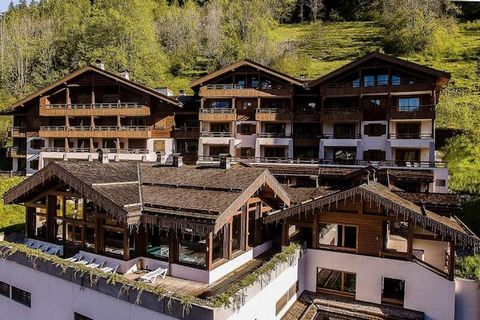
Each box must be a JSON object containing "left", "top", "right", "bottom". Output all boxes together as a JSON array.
[{"left": 0, "top": 0, "right": 479, "bottom": 194}]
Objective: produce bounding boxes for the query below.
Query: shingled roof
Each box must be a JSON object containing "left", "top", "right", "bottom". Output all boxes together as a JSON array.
[
  {"left": 264, "top": 181, "right": 479, "bottom": 246},
  {"left": 4, "top": 161, "right": 290, "bottom": 234}
]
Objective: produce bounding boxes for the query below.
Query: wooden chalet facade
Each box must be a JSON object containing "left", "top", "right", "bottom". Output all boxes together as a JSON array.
[{"left": 1, "top": 63, "right": 182, "bottom": 175}]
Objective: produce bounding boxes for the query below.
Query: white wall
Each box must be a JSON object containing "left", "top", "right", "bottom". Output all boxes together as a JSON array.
[
  {"left": 305, "top": 249, "right": 455, "bottom": 320},
  {"left": 455, "top": 278, "right": 480, "bottom": 320},
  {"left": 0, "top": 259, "right": 178, "bottom": 320}
]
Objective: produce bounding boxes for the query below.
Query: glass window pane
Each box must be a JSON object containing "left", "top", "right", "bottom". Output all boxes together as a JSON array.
[
  {"left": 344, "top": 226, "right": 357, "bottom": 249},
  {"left": 212, "top": 229, "right": 225, "bottom": 262},
  {"left": 146, "top": 225, "right": 169, "bottom": 259},
  {"left": 104, "top": 229, "right": 124, "bottom": 257},
  {"left": 179, "top": 230, "right": 206, "bottom": 267},
  {"left": 344, "top": 272, "right": 357, "bottom": 293}
]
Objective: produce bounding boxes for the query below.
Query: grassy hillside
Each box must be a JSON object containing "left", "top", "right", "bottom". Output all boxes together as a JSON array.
[
  {"left": 270, "top": 21, "right": 480, "bottom": 131},
  {"left": 0, "top": 176, "right": 24, "bottom": 231}
]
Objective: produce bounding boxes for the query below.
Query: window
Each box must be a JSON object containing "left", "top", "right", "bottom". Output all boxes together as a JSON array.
[
  {"left": 0, "top": 281, "right": 10, "bottom": 298},
  {"left": 240, "top": 148, "right": 255, "bottom": 158},
  {"left": 275, "top": 282, "right": 298, "bottom": 315},
  {"left": 231, "top": 214, "right": 243, "bottom": 253},
  {"left": 238, "top": 124, "right": 255, "bottom": 135},
  {"left": 212, "top": 228, "right": 226, "bottom": 262},
  {"left": 395, "top": 149, "right": 420, "bottom": 163},
  {"left": 103, "top": 229, "right": 124, "bottom": 257},
  {"left": 435, "top": 179, "right": 446, "bottom": 187},
  {"left": 333, "top": 148, "right": 356, "bottom": 163},
  {"left": 11, "top": 286, "right": 31, "bottom": 307},
  {"left": 210, "top": 123, "right": 230, "bottom": 133},
  {"left": 396, "top": 123, "right": 420, "bottom": 139},
  {"left": 209, "top": 146, "right": 229, "bottom": 156},
  {"left": 398, "top": 98, "right": 420, "bottom": 111},
  {"left": 146, "top": 225, "right": 169, "bottom": 260},
  {"left": 378, "top": 75, "right": 389, "bottom": 86},
  {"left": 74, "top": 312, "right": 93, "bottom": 320},
  {"left": 364, "top": 124, "right": 386, "bottom": 136},
  {"left": 333, "top": 123, "right": 356, "bottom": 139},
  {"left": 210, "top": 100, "right": 231, "bottom": 109},
  {"left": 364, "top": 150, "right": 385, "bottom": 161},
  {"left": 29, "top": 159, "right": 39, "bottom": 170},
  {"left": 369, "top": 99, "right": 381, "bottom": 108},
  {"left": 30, "top": 139, "right": 45, "bottom": 150},
  {"left": 318, "top": 224, "right": 357, "bottom": 250},
  {"left": 179, "top": 229, "right": 206, "bottom": 268},
  {"left": 317, "top": 268, "right": 356, "bottom": 295},
  {"left": 382, "top": 278, "right": 405, "bottom": 306},
  {"left": 264, "top": 147, "right": 286, "bottom": 158},
  {"left": 363, "top": 75, "right": 375, "bottom": 87}
]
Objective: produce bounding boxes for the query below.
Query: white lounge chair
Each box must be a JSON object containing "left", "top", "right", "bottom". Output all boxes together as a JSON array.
[
  {"left": 30, "top": 242, "right": 43, "bottom": 250},
  {"left": 86, "top": 260, "right": 106, "bottom": 269},
  {"left": 65, "top": 253, "right": 83, "bottom": 262},
  {"left": 75, "top": 257, "right": 95, "bottom": 266},
  {"left": 99, "top": 264, "right": 120, "bottom": 274},
  {"left": 45, "top": 247, "right": 60, "bottom": 256},
  {"left": 140, "top": 267, "right": 167, "bottom": 283},
  {"left": 38, "top": 244, "right": 50, "bottom": 252}
]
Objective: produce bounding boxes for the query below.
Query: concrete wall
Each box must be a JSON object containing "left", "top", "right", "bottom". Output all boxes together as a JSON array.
[
  {"left": 0, "top": 259, "right": 179, "bottom": 320},
  {"left": 455, "top": 278, "right": 480, "bottom": 320},
  {"left": 305, "top": 249, "right": 455, "bottom": 320}
]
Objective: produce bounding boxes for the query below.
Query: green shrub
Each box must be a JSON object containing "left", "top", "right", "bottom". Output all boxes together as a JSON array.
[{"left": 456, "top": 255, "right": 480, "bottom": 280}]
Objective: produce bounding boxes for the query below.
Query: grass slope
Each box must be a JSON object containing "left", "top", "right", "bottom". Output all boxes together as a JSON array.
[
  {"left": 270, "top": 21, "right": 480, "bottom": 131},
  {"left": 0, "top": 176, "right": 25, "bottom": 231}
]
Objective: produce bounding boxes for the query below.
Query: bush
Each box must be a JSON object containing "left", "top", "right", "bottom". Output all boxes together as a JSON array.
[{"left": 456, "top": 255, "right": 480, "bottom": 280}]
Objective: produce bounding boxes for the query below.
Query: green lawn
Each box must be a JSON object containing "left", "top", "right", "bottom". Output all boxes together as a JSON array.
[
  {"left": 0, "top": 175, "right": 25, "bottom": 231},
  {"left": 270, "top": 21, "right": 480, "bottom": 131}
]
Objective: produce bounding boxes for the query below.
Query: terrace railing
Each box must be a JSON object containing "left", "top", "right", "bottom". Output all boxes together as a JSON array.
[{"left": 45, "top": 102, "right": 140, "bottom": 109}]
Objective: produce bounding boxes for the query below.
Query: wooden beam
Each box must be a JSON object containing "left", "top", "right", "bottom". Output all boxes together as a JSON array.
[{"left": 206, "top": 232, "right": 213, "bottom": 270}]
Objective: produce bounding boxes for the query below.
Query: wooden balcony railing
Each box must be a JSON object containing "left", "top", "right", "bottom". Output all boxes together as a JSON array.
[
  {"left": 199, "top": 108, "right": 236, "bottom": 121},
  {"left": 200, "top": 131, "right": 233, "bottom": 138},
  {"left": 41, "top": 147, "right": 149, "bottom": 154},
  {"left": 40, "top": 102, "right": 150, "bottom": 116},
  {"left": 7, "top": 146, "right": 27, "bottom": 158},
  {"left": 39, "top": 126, "right": 152, "bottom": 138},
  {"left": 257, "top": 132, "right": 291, "bottom": 138},
  {"left": 172, "top": 127, "right": 200, "bottom": 139},
  {"left": 323, "top": 78, "right": 433, "bottom": 96},
  {"left": 200, "top": 84, "right": 292, "bottom": 97},
  {"left": 320, "top": 107, "right": 361, "bottom": 121},
  {"left": 390, "top": 105, "right": 435, "bottom": 119},
  {"left": 321, "top": 134, "right": 361, "bottom": 139},
  {"left": 8, "top": 127, "right": 27, "bottom": 138},
  {"left": 256, "top": 108, "right": 292, "bottom": 121},
  {"left": 389, "top": 133, "right": 433, "bottom": 139}
]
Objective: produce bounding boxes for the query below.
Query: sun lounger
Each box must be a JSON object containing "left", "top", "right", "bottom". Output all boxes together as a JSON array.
[
  {"left": 75, "top": 257, "right": 95, "bottom": 266},
  {"left": 140, "top": 267, "right": 167, "bottom": 283},
  {"left": 86, "top": 260, "right": 106, "bottom": 269},
  {"left": 24, "top": 239, "right": 35, "bottom": 247},
  {"left": 39, "top": 244, "right": 50, "bottom": 252},
  {"left": 99, "top": 264, "right": 120, "bottom": 274},
  {"left": 45, "top": 247, "right": 60, "bottom": 256},
  {"left": 30, "top": 242, "right": 43, "bottom": 250},
  {"left": 65, "top": 253, "right": 83, "bottom": 262}
]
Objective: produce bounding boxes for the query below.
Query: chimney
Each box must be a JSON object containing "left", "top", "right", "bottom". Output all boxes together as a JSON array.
[
  {"left": 95, "top": 59, "right": 105, "bottom": 70},
  {"left": 172, "top": 153, "right": 183, "bottom": 167},
  {"left": 97, "top": 149, "right": 109, "bottom": 164},
  {"left": 156, "top": 151, "right": 164, "bottom": 163},
  {"left": 219, "top": 153, "right": 231, "bottom": 170},
  {"left": 119, "top": 69, "right": 129, "bottom": 80},
  {"left": 179, "top": 89, "right": 186, "bottom": 96}
]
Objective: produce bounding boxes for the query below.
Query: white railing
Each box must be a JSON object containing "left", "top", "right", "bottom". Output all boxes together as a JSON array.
[
  {"left": 40, "top": 126, "right": 151, "bottom": 131},
  {"left": 41, "top": 147, "right": 150, "bottom": 154},
  {"left": 44, "top": 102, "right": 140, "bottom": 110}
]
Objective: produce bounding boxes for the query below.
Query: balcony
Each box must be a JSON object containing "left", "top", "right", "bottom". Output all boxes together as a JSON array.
[
  {"left": 390, "top": 105, "right": 435, "bottom": 120},
  {"left": 293, "top": 111, "right": 320, "bottom": 122},
  {"left": 322, "top": 78, "right": 433, "bottom": 96},
  {"left": 321, "top": 134, "right": 361, "bottom": 147},
  {"left": 7, "top": 147, "right": 26, "bottom": 158},
  {"left": 39, "top": 126, "right": 152, "bottom": 139},
  {"left": 172, "top": 127, "right": 200, "bottom": 139},
  {"left": 7, "top": 127, "right": 27, "bottom": 138},
  {"left": 257, "top": 132, "right": 291, "bottom": 138},
  {"left": 40, "top": 147, "right": 155, "bottom": 162},
  {"left": 256, "top": 109, "right": 293, "bottom": 121},
  {"left": 200, "top": 131, "right": 233, "bottom": 138},
  {"left": 199, "top": 108, "right": 236, "bottom": 122},
  {"left": 39, "top": 103, "right": 150, "bottom": 117},
  {"left": 320, "top": 107, "right": 361, "bottom": 121},
  {"left": 199, "top": 84, "right": 292, "bottom": 98}
]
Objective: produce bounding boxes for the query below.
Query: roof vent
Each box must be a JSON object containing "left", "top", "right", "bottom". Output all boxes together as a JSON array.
[
  {"left": 95, "top": 59, "right": 105, "bottom": 70},
  {"left": 97, "top": 149, "right": 109, "bottom": 164},
  {"left": 172, "top": 153, "right": 183, "bottom": 167},
  {"left": 219, "top": 153, "right": 231, "bottom": 170},
  {"left": 119, "top": 69, "right": 129, "bottom": 80}
]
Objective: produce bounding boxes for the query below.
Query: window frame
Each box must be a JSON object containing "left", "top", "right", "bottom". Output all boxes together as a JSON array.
[{"left": 316, "top": 267, "right": 356, "bottom": 297}]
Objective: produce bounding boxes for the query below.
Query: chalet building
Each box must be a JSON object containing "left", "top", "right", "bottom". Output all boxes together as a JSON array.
[
  {"left": 0, "top": 62, "right": 183, "bottom": 175},
  {"left": 2, "top": 53, "right": 450, "bottom": 193},
  {"left": 0, "top": 157, "right": 479, "bottom": 320}
]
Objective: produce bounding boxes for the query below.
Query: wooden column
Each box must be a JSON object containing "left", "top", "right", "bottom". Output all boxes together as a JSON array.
[
  {"left": 254, "top": 202, "right": 262, "bottom": 246},
  {"left": 242, "top": 205, "right": 248, "bottom": 250},
  {"left": 407, "top": 223, "right": 414, "bottom": 261},
  {"left": 227, "top": 221, "right": 233, "bottom": 260},
  {"left": 123, "top": 224, "right": 130, "bottom": 261},
  {"left": 281, "top": 221, "right": 289, "bottom": 246},
  {"left": 448, "top": 240, "right": 455, "bottom": 281},
  {"left": 206, "top": 232, "right": 213, "bottom": 270},
  {"left": 46, "top": 195, "right": 57, "bottom": 242},
  {"left": 312, "top": 214, "right": 318, "bottom": 249},
  {"left": 94, "top": 211, "right": 101, "bottom": 254},
  {"left": 66, "top": 86, "right": 71, "bottom": 106}
]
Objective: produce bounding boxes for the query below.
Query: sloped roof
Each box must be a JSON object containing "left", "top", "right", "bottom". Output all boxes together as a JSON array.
[
  {"left": 190, "top": 59, "right": 304, "bottom": 88},
  {"left": 4, "top": 161, "right": 290, "bottom": 234},
  {"left": 309, "top": 51, "right": 451, "bottom": 88},
  {"left": 1, "top": 64, "right": 181, "bottom": 114},
  {"left": 264, "top": 181, "right": 478, "bottom": 246}
]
